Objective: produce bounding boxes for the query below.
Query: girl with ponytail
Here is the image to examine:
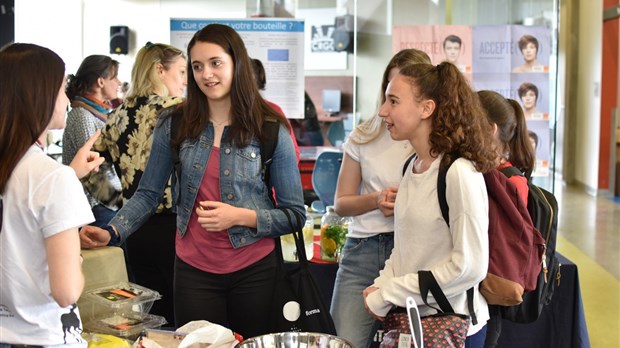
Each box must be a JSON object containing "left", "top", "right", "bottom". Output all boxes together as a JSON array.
[
  {"left": 478, "top": 90, "right": 536, "bottom": 183},
  {"left": 363, "top": 62, "right": 496, "bottom": 347},
  {"left": 477, "top": 90, "right": 536, "bottom": 347}
]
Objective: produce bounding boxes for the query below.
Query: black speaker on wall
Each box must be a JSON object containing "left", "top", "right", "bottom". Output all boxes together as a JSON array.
[
  {"left": 110, "top": 26, "right": 129, "bottom": 54},
  {"left": 333, "top": 15, "right": 354, "bottom": 53}
]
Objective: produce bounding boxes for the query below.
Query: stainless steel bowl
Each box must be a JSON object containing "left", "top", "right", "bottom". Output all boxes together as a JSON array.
[{"left": 235, "top": 332, "right": 354, "bottom": 348}]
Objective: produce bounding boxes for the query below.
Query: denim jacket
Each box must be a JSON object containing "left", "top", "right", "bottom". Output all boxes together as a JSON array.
[{"left": 109, "top": 116, "right": 306, "bottom": 248}]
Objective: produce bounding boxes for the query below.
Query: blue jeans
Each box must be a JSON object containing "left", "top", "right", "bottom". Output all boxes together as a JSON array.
[
  {"left": 466, "top": 324, "right": 488, "bottom": 348},
  {"left": 330, "top": 233, "right": 394, "bottom": 348}
]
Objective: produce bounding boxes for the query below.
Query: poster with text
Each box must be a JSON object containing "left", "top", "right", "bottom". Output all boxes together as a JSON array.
[
  {"left": 392, "top": 25, "right": 472, "bottom": 74},
  {"left": 170, "top": 18, "right": 305, "bottom": 118},
  {"left": 472, "top": 25, "right": 512, "bottom": 73},
  {"left": 511, "top": 25, "right": 551, "bottom": 73},
  {"left": 392, "top": 25, "right": 435, "bottom": 58},
  {"left": 296, "top": 8, "right": 347, "bottom": 70},
  {"left": 471, "top": 73, "right": 511, "bottom": 98}
]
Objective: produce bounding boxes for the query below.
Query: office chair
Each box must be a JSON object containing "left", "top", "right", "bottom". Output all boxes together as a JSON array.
[
  {"left": 311, "top": 151, "right": 343, "bottom": 213},
  {"left": 327, "top": 120, "right": 345, "bottom": 146}
]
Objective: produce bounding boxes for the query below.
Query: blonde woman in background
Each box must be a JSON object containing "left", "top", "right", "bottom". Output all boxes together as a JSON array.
[
  {"left": 88, "top": 42, "right": 187, "bottom": 325},
  {"left": 330, "top": 49, "right": 431, "bottom": 348}
]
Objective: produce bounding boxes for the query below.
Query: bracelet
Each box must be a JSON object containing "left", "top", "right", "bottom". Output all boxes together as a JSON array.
[{"left": 103, "top": 225, "right": 120, "bottom": 246}]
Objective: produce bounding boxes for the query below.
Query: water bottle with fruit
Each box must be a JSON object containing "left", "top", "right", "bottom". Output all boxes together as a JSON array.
[{"left": 320, "top": 206, "right": 352, "bottom": 262}]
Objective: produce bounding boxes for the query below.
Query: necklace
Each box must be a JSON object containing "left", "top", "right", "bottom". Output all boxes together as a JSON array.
[{"left": 211, "top": 118, "right": 230, "bottom": 127}]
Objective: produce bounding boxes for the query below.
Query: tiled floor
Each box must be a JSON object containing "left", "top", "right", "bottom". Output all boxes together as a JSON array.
[{"left": 551, "top": 182, "right": 620, "bottom": 347}]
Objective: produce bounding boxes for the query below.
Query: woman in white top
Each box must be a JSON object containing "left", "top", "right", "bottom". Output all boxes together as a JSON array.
[
  {"left": 0, "top": 43, "right": 104, "bottom": 347},
  {"left": 363, "top": 61, "right": 497, "bottom": 347},
  {"left": 330, "top": 49, "right": 431, "bottom": 348}
]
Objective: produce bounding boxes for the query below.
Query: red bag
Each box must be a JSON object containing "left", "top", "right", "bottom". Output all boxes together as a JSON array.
[{"left": 435, "top": 160, "right": 545, "bottom": 306}]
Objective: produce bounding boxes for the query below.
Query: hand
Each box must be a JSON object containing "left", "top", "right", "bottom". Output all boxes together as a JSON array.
[
  {"left": 70, "top": 130, "right": 105, "bottom": 179},
  {"left": 376, "top": 186, "right": 398, "bottom": 217},
  {"left": 362, "top": 286, "right": 385, "bottom": 321},
  {"left": 196, "top": 201, "right": 238, "bottom": 232},
  {"left": 80, "top": 225, "right": 111, "bottom": 249}
]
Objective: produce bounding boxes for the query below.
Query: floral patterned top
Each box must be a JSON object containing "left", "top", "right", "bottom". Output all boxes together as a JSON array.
[{"left": 95, "top": 95, "right": 183, "bottom": 214}]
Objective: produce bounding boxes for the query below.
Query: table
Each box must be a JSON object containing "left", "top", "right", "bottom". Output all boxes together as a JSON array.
[
  {"left": 307, "top": 253, "right": 590, "bottom": 348},
  {"left": 496, "top": 253, "right": 590, "bottom": 348}
]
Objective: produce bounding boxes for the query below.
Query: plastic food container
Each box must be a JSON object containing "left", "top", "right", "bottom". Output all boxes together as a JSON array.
[
  {"left": 80, "top": 282, "right": 165, "bottom": 339},
  {"left": 81, "top": 282, "right": 162, "bottom": 319},
  {"left": 84, "top": 313, "right": 167, "bottom": 340}
]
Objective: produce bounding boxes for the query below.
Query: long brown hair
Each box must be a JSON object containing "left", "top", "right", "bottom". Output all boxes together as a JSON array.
[
  {"left": 177, "top": 24, "right": 287, "bottom": 148},
  {"left": 478, "top": 90, "right": 535, "bottom": 175},
  {"left": 0, "top": 43, "right": 65, "bottom": 194},
  {"left": 399, "top": 62, "right": 496, "bottom": 173}
]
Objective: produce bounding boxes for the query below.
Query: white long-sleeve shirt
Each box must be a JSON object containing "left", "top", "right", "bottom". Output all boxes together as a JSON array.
[{"left": 366, "top": 155, "right": 490, "bottom": 336}]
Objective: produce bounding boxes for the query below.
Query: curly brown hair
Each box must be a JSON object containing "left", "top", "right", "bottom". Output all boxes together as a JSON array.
[{"left": 398, "top": 62, "right": 496, "bottom": 173}]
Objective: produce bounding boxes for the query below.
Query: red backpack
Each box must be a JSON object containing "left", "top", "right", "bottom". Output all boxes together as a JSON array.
[
  {"left": 437, "top": 159, "right": 545, "bottom": 306},
  {"left": 403, "top": 154, "right": 546, "bottom": 306}
]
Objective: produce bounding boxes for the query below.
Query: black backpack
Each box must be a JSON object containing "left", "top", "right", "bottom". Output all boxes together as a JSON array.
[{"left": 498, "top": 166, "right": 561, "bottom": 324}]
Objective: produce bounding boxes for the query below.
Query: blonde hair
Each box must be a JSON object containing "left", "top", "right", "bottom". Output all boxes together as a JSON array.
[
  {"left": 125, "top": 42, "right": 185, "bottom": 102},
  {"left": 349, "top": 49, "right": 431, "bottom": 144}
]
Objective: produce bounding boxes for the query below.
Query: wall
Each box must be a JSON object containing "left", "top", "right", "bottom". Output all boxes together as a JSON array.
[
  {"left": 598, "top": 0, "right": 619, "bottom": 192},
  {"left": 15, "top": 0, "right": 246, "bottom": 83},
  {"left": 575, "top": 0, "right": 603, "bottom": 193}
]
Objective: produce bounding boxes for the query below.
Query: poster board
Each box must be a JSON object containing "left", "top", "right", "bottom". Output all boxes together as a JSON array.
[
  {"left": 170, "top": 18, "right": 305, "bottom": 119},
  {"left": 393, "top": 24, "right": 552, "bottom": 177}
]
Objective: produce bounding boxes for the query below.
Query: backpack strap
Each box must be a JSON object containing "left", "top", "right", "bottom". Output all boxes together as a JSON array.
[
  {"left": 169, "top": 109, "right": 182, "bottom": 180},
  {"left": 434, "top": 155, "right": 478, "bottom": 325},
  {"left": 261, "top": 117, "right": 280, "bottom": 205},
  {"left": 0, "top": 197, "right": 3, "bottom": 233},
  {"left": 499, "top": 166, "right": 524, "bottom": 179},
  {"left": 402, "top": 153, "right": 416, "bottom": 177},
  {"left": 419, "top": 270, "right": 456, "bottom": 313},
  {"left": 436, "top": 157, "right": 457, "bottom": 226}
]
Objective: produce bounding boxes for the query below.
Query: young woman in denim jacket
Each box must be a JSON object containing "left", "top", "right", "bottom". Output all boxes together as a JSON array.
[{"left": 80, "top": 24, "right": 305, "bottom": 338}]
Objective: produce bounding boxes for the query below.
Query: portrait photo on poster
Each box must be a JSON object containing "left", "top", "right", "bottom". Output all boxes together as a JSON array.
[
  {"left": 511, "top": 25, "right": 550, "bottom": 73},
  {"left": 510, "top": 72, "right": 550, "bottom": 120}
]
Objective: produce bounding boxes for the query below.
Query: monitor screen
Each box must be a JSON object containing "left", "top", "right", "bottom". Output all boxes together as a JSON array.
[{"left": 322, "top": 89, "right": 342, "bottom": 115}]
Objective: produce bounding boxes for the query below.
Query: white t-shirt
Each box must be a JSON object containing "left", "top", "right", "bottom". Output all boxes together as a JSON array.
[
  {"left": 366, "top": 155, "right": 490, "bottom": 336},
  {"left": 0, "top": 146, "right": 93, "bottom": 347},
  {"left": 342, "top": 129, "right": 412, "bottom": 238}
]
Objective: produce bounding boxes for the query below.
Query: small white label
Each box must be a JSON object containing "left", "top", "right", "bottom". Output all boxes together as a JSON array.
[{"left": 398, "top": 333, "right": 412, "bottom": 348}]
